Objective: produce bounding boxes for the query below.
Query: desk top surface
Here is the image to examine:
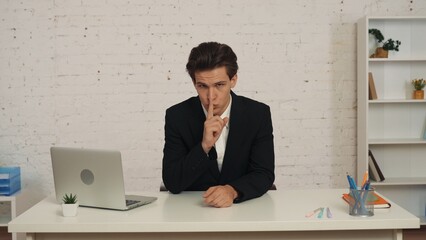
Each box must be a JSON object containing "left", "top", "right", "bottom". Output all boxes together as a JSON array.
[{"left": 8, "top": 189, "right": 419, "bottom": 233}]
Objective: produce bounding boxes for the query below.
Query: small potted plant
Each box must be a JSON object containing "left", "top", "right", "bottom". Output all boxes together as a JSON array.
[
  {"left": 62, "top": 193, "right": 78, "bottom": 217},
  {"left": 411, "top": 78, "right": 425, "bottom": 99},
  {"left": 369, "top": 28, "right": 401, "bottom": 58}
]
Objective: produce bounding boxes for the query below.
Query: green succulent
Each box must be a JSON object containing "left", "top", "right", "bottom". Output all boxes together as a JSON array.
[
  {"left": 412, "top": 79, "right": 426, "bottom": 91},
  {"left": 62, "top": 193, "right": 78, "bottom": 204}
]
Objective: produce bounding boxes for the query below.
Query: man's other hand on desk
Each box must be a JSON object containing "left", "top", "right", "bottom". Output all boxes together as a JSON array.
[{"left": 203, "top": 185, "right": 238, "bottom": 208}]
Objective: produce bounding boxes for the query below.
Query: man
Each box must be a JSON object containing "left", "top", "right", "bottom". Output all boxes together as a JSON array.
[{"left": 162, "top": 42, "right": 274, "bottom": 208}]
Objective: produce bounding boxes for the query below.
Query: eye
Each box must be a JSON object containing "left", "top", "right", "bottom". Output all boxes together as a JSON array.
[
  {"left": 215, "top": 83, "right": 226, "bottom": 88},
  {"left": 197, "top": 84, "right": 207, "bottom": 89}
]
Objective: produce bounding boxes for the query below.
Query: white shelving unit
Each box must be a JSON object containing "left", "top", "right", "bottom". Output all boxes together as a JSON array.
[
  {"left": 357, "top": 16, "right": 426, "bottom": 225},
  {"left": 0, "top": 194, "right": 18, "bottom": 240},
  {"left": 0, "top": 190, "right": 37, "bottom": 240}
]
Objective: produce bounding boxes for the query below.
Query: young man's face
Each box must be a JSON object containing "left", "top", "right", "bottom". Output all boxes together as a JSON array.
[{"left": 194, "top": 66, "right": 237, "bottom": 117}]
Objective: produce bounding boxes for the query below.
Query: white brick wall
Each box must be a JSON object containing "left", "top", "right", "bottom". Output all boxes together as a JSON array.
[{"left": 1, "top": 0, "right": 425, "bottom": 199}]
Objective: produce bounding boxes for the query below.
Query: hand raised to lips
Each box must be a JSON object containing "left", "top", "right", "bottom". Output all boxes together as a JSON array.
[{"left": 201, "top": 102, "right": 228, "bottom": 154}]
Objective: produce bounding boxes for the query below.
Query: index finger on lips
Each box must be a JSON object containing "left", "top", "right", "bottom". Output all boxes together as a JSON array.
[{"left": 207, "top": 101, "right": 214, "bottom": 119}]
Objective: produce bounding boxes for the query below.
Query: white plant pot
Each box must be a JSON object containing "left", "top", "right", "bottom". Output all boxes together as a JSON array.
[{"left": 62, "top": 202, "right": 79, "bottom": 217}]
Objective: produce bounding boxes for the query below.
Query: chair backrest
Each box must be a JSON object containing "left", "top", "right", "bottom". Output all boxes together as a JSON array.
[{"left": 160, "top": 182, "right": 168, "bottom": 191}]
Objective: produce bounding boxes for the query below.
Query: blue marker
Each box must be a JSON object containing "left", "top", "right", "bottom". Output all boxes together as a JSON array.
[
  {"left": 347, "top": 175, "right": 357, "bottom": 189},
  {"left": 364, "top": 181, "right": 370, "bottom": 190},
  {"left": 317, "top": 207, "right": 325, "bottom": 219}
]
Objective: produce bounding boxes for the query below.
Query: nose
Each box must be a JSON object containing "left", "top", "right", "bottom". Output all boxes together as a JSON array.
[{"left": 207, "top": 87, "right": 215, "bottom": 103}]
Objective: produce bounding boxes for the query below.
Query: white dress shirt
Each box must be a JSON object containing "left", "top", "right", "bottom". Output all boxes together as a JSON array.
[{"left": 202, "top": 95, "right": 232, "bottom": 172}]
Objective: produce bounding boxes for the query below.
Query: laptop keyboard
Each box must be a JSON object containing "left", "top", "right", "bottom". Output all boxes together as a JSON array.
[{"left": 126, "top": 199, "right": 141, "bottom": 206}]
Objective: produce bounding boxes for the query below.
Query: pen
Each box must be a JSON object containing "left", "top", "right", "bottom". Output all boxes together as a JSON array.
[
  {"left": 363, "top": 181, "right": 370, "bottom": 190},
  {"left": 346, "top": 174, "right": 352, "bottom": 189},
  {"left": 347, "top": 174, "right": 357, "bottom": 189},
  {"left": 361, "top": 171, "right": 368, "bottom": 187},
  {"left": 305, "top": 207, "right": 322, "bottom": 218},
  {"left": 326, "top": 207, "right": 333, "bottom": 218},
  {"left": 347, "top": 174, "right": 364, "bottom": 212},
  {"left": 351, "top": 176, "right": 358, "bottom": 189},
  {"left": 317, "top": 207, "right": 325, "bottom": 219}
]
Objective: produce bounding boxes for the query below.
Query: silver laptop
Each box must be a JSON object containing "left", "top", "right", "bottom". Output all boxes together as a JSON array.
[{"left": 51, "top": 146, "right": 157, "bottom": 211}]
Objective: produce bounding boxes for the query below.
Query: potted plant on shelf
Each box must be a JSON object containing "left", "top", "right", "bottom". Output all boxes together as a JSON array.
[
  {"left": 411, "top": 78, "right": 425, "bottom": 99},
  {"left": 369, "top": 28, "right": 401, "bottom": 58},
  {"left": 62, "top": 193, "right": 78, "bottom": 217}
]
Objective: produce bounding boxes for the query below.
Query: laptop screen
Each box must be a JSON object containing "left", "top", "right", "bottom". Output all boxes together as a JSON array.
[{"left": 51, "top": 147, "right": 128, "bottom": 210}]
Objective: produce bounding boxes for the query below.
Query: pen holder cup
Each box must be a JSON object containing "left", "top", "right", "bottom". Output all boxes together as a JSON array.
[{"left": 348, "top": 188, "right": 374, "bottom": 217}]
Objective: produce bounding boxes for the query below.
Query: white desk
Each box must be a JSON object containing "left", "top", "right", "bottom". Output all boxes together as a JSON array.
[{"left": 8, "top": 189, "right": 419, "bottom": 240}]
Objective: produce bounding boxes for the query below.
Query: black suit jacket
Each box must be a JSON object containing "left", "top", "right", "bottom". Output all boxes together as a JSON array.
[{"left": 162, "top": 91, "right": 275, "bottom": 203}]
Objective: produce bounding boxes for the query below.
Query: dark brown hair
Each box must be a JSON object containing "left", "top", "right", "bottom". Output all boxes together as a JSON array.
[{"left": 186, "top": 42, "right": 238, "bottom": 82}]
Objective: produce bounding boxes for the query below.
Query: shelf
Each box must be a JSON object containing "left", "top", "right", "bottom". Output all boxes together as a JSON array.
[
  {"left": 371, "top": 177, "right": 426, "bottom": 186},
  {"left": 369, "top": 99, "right": 426, "bottom": 103},
  {"left": 0, "top": 194, "right": 15, "bottom": 239},
  {"left": 0, "top": 196, "right": 13, "bottom": 227},
  {"left": 369, "top": 58, "right": 426, "bottom": 62},
  {"left": 369, "top": 138, "right": 426, "bottom": 144},
  {"left": 367, "top": 16, "right": 426, "bottom": 20},
  {"left": 0, "top": 214, "right": 11, "bottom": 227},
  {"left": 420, "top": 216, "right": 426, "bottom": 226},
  {"left": 0, "top": 196, "right": 15, "bottom": 201},
  {"left": 359, "top": 15, "right": 426, "bottom": 230}
]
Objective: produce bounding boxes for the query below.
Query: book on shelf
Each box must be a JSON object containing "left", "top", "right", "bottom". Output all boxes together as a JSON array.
[
  {"left": 342, "top": 192, "right": 391, "bottom": 209},
  {"left": 368, "top": 72, "right": 378, "bottom": 100},
  {"left": 368, "top": 150, "right": 385, "bottom": 182},
  {"left": 368, "top": 155, "right": 381, "bottom": 182},
  {"left": 424, "top": 123, "right": 426, "bottom": 140}
]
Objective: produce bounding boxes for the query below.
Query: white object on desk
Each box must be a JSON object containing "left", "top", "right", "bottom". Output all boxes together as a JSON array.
[{"left": 8, "top": 189, "right": 420, "bottom": 240}]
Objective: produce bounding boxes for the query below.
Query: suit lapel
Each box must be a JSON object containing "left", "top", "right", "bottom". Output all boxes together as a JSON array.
[
  {"left": 188, "top": 97, "right": 205, "bottom": 142},
  {"left": 220, "top": 92, "right": 244, "bottom": 181},
  {"left": 189, "top": 97, "right": 221, "bottom": 181}
]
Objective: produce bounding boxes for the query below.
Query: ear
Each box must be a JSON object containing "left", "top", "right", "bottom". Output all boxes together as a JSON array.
[{"left": 230, "top": 74, "right": 238, "bottom": 88}]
